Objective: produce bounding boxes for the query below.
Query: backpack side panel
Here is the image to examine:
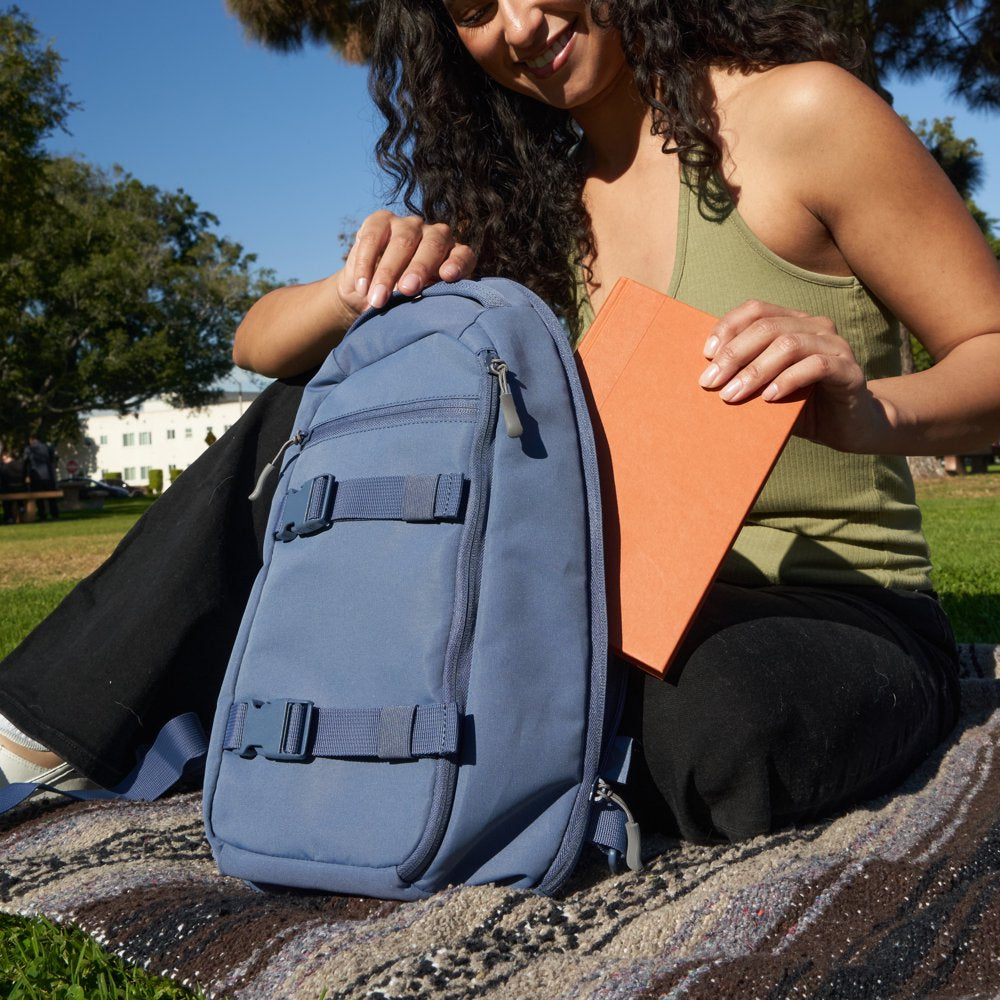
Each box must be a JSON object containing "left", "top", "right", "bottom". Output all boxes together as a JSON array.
[{"left": 415, "top": 303, "right": 596, "bottom": 891}]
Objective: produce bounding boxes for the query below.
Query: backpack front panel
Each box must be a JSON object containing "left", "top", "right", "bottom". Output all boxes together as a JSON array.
[
  {"left": 206, "top": 327, "right": 497, "bottom": 884},
  {"left": 204, "top": 280, "right": 610, "bottom": 899}
]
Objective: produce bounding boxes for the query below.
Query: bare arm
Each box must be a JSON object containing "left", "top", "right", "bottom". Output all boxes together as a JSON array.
[
  {"left": 701, "top": 63, "right": 1000, "bottom": 456},
  {"left": 233, "top": 212, "right": 477, "bottom": 378}
]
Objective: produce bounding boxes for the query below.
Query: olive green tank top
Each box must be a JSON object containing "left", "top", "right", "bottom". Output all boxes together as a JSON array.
[{"left": 577, "top": 175, "right": 933, "bottom": 590}]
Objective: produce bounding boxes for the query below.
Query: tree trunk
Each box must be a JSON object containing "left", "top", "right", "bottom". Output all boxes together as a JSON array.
[{"left": 908, "top": 455, "right": 947, "bottom": 478}]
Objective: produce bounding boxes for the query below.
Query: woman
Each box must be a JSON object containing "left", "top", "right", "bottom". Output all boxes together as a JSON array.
[{"left": 2, "top": 1, "right": 999, "bottom": 842}]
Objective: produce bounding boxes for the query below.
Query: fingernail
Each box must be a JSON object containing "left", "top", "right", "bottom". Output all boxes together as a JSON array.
[
  {"left": 703, "top": 335, "right": 719, "bottom": 358},
  {"left": 369, "top": 283, "right": 388, "bottom": 309},
  {"left": 762, "top": 383, "right": 779, "bottom": 401},
  {"left": 441, "top": 263, "right": 460, "bottom": 281},
  {"left": 398, "top": 273, "right": 421, "bottom": 295},
  {"left": 355, "top": 276, "right": 368, "bottom": 296},
  {"left": 719, "top": 378, "right": 742, "bottom": 401},
  {"left": 698, "top": 363, "right": 721, "bottom": 389}
]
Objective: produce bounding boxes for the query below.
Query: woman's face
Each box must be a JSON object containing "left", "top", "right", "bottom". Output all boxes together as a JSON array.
[{"left": 443, "top": 1, "right": 629, "bottom": 113}]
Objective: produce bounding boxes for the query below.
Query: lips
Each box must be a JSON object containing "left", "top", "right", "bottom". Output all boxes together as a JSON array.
[{"left": 521, "top": 23, "right": 576, "bottom": 79}]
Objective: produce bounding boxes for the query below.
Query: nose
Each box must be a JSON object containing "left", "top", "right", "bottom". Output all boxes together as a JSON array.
[{"left": 497, "top": 0, "right": 547, "bottom": 52}]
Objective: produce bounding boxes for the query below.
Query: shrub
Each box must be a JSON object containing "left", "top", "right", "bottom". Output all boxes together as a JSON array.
[{"left": 147, "top": 468, "right": 164, "bottom": 496}]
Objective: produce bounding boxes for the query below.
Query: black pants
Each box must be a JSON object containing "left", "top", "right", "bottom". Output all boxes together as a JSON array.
[
  {"left": 27, "top": 475, "right": 59, "bottom": 520},
  {"left": 1, "top": 494, "right": 26, "bottom": 524},
  {"left": 0, "top": 377, "right": 960, "bottom": 840},
  {"left": 622, "top": 582, "right": 959, "bottom": 841}
]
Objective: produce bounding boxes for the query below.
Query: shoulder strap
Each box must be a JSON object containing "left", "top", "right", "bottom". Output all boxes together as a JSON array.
[{"left": 0, "top": 713, "right": 207, "bottom": 812}]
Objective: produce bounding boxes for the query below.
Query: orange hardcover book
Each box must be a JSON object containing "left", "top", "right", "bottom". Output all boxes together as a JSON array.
[{"left": 576, "top": 278, "right": 808, "bottom": 679}]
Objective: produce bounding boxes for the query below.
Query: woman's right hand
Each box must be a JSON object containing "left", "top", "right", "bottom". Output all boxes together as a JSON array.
[
  {"left": 234, "top": 212, "right": 477, "bottom": 378},
  {"left": 337, "top": 210, "right": 478, "bottom": 317}
]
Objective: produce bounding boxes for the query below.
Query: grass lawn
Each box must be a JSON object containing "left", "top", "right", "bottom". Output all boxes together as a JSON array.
[
  {"left": 0, "top": 474, "right": 997, "bottom": 997},
  {"left": 0, "top": 498, "right": 155, "bottom": 659},
  {"left": 911, "top": 471, "right": 1000, "bottom": 642}
]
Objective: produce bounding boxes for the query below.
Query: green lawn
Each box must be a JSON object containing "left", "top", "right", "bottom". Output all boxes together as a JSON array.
[
  {"left": 0, "top": 499, "right": 153, "bottom": 658},
  {"left": 0, "top": 474, "right": 997, "bottom": 997},
  {"left": 912, "top": 472, "right": 1000, "bottom": 642},
  {"left": 0, "top": 500, "right": 205, "bottom": 1000}
]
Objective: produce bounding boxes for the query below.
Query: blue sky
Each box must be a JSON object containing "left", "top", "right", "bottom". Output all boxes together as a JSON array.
[{"left": 25, "top": 0, "right": 1000, "bottom": 290}]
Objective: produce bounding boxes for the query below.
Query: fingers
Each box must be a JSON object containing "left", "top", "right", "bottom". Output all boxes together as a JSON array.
[
  {"left": 348, "top": 212, "right": 476, "bottom": 311},
  {"left": 699, "top": 300, "right": 861, "bottom": 403},
  {"left": 702, "top": 300, "right": 810, "bottom": 359},
  {"left": 439, "top": 243, "right": 477, "bottom": 284}
]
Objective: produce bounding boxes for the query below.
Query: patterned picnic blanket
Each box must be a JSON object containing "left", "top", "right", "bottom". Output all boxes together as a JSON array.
[{"left": 2, "top": 644, "right": 998, "bottom": 999}]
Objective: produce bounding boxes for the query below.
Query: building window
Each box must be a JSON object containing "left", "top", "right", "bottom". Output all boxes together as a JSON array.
[
  {"left": 99, "top": 435, "right": 108, "bottom": 445},
  {"left": 166, "top": 429, "right": 176, "bottom": 440},
  {"left": 140, "top": 466, "right": 150, "bottom": 479},
  {"left": 139, "top": 431, "right": 152, "bottom": 445},
  {"left": 124, "top": 467, "right": 136, "bottom": 480},
  {"left": 122, "top": 433, "right": 135, "bottom": 447},
  {"left": 184, "top": 428, "right": 192, "bottom": 439}
]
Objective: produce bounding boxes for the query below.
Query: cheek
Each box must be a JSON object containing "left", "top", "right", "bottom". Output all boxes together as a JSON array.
[
  {"left": 464, "top": 44, "right": 500, "bottom": 77},
  {"left": 459, "top": 40, "right": 533, "bottom": 97}
]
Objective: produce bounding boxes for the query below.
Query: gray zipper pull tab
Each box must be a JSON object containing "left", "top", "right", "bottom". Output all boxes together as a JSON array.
[
  {"left": 248, "top": 431, "right": 305, "bottom": 501},
  {"left": 594, "top": 779, "right": 643, "bottom": 873},
  {"left": 488, "top": 358, "right": 523, "bottom": 438}
]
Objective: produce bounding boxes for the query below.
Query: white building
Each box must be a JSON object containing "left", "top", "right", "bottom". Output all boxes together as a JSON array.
[{"left": 82, "top": 392, "right": 261, "bottom": 488}]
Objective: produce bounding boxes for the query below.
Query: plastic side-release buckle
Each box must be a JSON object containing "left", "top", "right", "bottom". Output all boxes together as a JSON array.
[
  {"left": 275, "top": 475, "right": 334, "bottom": 541},
  {"left": 238, "top": 699, "right": 314, "bottom": 762}
]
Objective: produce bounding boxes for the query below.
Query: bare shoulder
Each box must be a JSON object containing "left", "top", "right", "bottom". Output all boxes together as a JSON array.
[
  {"left": 713, "top": 61, "right": 941, "bottom": 224},
  {"left": 713, "top": 62, "right": 1000, "bottom": 359},
  {"left": 714, "top": 61, "right": 907, "bottom": 157}
]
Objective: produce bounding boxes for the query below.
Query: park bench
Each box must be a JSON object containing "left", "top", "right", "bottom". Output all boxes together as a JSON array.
[{"left": 1, "top": 490, "right": 64, "bottom": 523}]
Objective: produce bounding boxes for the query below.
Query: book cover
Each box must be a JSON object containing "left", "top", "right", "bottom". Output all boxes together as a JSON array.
[{"left": 576, "top": 278, "right": 808, "bottom": 679}]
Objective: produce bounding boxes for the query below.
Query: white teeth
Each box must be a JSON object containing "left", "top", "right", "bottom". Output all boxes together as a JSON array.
[{"left": 525, "top": 27, "right": 572, "bottom": 69}]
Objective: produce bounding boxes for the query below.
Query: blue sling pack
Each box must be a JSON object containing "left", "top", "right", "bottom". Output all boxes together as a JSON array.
[{"left": 201, "top": 277, "right": 639, "bottom": 900}]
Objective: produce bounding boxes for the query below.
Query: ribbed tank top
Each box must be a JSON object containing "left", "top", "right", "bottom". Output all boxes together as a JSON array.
[{"left": 578, "top": 174, "right": 933, "bottom": 590}]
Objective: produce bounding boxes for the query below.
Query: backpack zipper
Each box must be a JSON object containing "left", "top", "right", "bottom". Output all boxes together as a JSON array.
[
  {"left": 248, "top": 432, "right": 306, "bottom": 501},
  {"left": 488, "top": 358, "right": 523, "bottom": 438},
  {"left": 304, "top": 398, "right": 479, "bottom": 449},
  {"left": 248, "top": 399, "right": 479, "bottom": 502},
  {"left": 593, "top": 778, "right": 643, "bottom": 873},
  {"left": 397, "top": 355, "right": 502, "bottom": 885}
]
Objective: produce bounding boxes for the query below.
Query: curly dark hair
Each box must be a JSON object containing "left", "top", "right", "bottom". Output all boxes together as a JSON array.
[{"left": 369, "top": 1, "right": 851, "bottom": 336}]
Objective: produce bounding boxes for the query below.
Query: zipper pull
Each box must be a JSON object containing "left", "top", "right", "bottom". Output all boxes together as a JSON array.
[
  {"left": 488, "top": 358, "right": 523, "bottom": 438},
  {"left": 594, "top": 778, "right": 643, "bottom": 873},
  {"left": 248, "top": 431, "right": 305, "bottom": 501}
]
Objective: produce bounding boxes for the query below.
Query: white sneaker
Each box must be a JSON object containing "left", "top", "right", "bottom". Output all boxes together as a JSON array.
[{"left": 0, "top": 741, "right": 98, "bottom": 796}]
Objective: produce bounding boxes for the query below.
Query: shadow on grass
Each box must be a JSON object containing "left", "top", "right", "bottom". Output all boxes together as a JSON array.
[{"left": 938, "top": 591, "right": 1000, "bottom": 645}]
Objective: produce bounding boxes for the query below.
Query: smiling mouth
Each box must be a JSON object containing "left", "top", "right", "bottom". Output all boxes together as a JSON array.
[{"left": 521, "top": 23, "right": 576, "bottom": 79}]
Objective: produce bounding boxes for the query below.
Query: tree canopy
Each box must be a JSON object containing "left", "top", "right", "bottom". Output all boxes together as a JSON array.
[
  {"left": 0, "top": 4, "right": 73, "bottom": 260},
  {"left": 912, "top": 115, "right": 999, "bottom": 252},
  {"left": 226, "top": 0, "right": 374, "bottom": 62},
  {"left": 225, "top": 0, "right": 999, "bottom": 110},
  {"left": 0, "top": 6, "right": 273, "bottom": 447},
  {"left": 803, "top": 0, "right": 999, "bottom": 107}
]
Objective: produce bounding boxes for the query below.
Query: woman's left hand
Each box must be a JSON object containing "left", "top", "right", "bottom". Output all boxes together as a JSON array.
[{"left": 699, "top": 299, "right": 893, "bottom": 453}]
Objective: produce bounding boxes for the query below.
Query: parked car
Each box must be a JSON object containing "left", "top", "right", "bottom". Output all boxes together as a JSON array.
[
  {"left": 57, "top": 477, "right": 130, "bottom": 500},
  {"left": 99, "top": 477, "right": 146, "bottom": 497}
]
